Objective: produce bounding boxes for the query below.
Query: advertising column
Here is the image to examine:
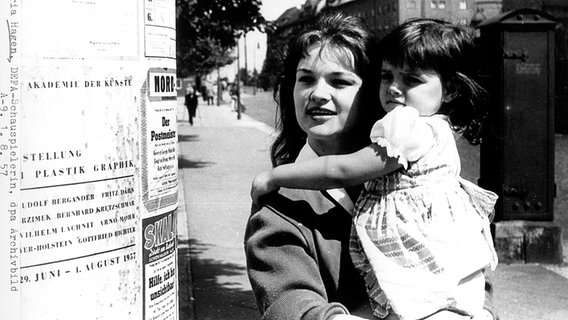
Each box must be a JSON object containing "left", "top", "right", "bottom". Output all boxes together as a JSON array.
[{"left": 0, "top": 1, "right": 178, "bottom": 319}]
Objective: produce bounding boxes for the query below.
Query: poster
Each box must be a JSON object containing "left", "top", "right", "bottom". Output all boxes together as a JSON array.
[
  {"left": 143, "top": 211, "right": 178, "bottom": 320},
  {"left": 0, "top": 0, "right": 178, "bottom": 319}
]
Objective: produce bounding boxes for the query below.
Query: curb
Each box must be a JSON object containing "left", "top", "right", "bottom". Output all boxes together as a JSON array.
[{"left": 177, "top": 168, "right": 195, "bottom": 320}]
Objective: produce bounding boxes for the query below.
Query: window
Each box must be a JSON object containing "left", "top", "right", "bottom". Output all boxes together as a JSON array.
[
  {"left": 459, "top": 0, "right": 467, "bottom": 10},
  {"left": 430, "top": 0, "right": 446, "bottom": 9}
]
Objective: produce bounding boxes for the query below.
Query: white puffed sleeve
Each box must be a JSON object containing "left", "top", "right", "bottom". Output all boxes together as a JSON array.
[{"left": 370, "top": 106, "right": 435, "bottom": 169}]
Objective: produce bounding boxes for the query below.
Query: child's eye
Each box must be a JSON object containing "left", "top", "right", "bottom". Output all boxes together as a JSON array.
[
  {"left": 380, "top": 71, "right": 393, "bottom": 80},
  {"left": 404, "top": 75, "right": 423, "bottom": 85}
]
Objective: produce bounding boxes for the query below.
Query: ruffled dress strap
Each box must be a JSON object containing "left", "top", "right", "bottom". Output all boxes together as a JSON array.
[
  {"left": 458, "top": 177, "right": 499, "bottom": 269},
  {"left": 370, "top": 106, "right": 436, "bottom": 169}
]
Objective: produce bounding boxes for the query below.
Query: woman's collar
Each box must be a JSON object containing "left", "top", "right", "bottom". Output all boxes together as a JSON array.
[
  {"left": 296, "top": 143, "right": 318, "bottom": 162},
  {"left": 296, "top": 144, "right": 355, "bottom": 215}
]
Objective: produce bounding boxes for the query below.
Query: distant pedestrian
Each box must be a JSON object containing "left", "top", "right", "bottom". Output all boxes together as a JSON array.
[
  {"left": 200, "top": 84, "right": 207, "bottom": 102},
  {"left": 205, "top": 85, "right": 215, "bottom": 105},
  {"left": 229, "top": 83, "right": 246, "bottom": 113},
  {"left": 185, "top": 86, "right": 198, "bottom": 125}
]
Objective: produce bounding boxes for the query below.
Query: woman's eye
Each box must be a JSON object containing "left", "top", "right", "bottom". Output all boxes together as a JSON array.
[
  {"left": 380, "top": 73, "right": 392, "bottom": 82},
  {"left": 297, "top": 75, "right": 314, "bottom": 83},
  {"left": 331, "top": 78, "right": 352, "bottom": 87}
]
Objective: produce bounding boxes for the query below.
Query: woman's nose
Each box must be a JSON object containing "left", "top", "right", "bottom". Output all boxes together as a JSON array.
[{"left": 309, "top": 80, "right": 331, "bottom": 103}]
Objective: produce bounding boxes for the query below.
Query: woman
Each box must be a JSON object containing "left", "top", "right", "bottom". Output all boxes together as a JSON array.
[{"left": 244, "top": 13, "right": 497, "bottom": 320}]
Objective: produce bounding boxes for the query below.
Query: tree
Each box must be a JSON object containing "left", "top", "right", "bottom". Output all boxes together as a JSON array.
[
  {"left": 258, "top": 31, "right": 284, "bottom": 91},
  {"left": 237, "top": 67, "right": 252, "bottom": 85},
  {"left": 259, "top": 17, "right": 315, "bottom": 91},
  {"left": 176, "top": 0, "right": 269, "bottom": 79},
  {"left": 256, "top": 1, "right": 324, "bottom": 91}
]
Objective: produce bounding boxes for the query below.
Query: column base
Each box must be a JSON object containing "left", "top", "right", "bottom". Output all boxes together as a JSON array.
[{"left": 493, "top": 220, "right": 564, "bottom": 264}]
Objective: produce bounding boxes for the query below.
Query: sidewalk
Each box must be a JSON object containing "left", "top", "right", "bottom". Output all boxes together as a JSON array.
[
  {"left": 176, "top": 95, "right": 272, "bottom": 320},
  {"left": 176, "top": 94, "right": 568, "bottom": 320}
]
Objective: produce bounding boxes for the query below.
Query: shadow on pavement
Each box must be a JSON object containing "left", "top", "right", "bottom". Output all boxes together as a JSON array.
[
  {"left": 178, "top": 242, "right": 195, "bottom": 320},
  {"left": 187, "top": 239, "right": 245, "bottom": 274},
  {"left": 178, "top": 134, "right": 200, "bottom": 142},
  {"left": 178, "top": 134, "right": 216, "bottom": 169},
  {"left": 178, "top": 155, "right": 215, "bottom": 169},
  {"left": 178, "top": 239, "right": 259, "bottom": 319}
]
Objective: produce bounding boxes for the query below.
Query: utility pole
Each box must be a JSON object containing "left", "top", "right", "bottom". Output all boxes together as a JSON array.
[
  {"left": 236, "top": 36, "right": 241, "bottom": 120},
  {"left": 253, "top": 41, "right": 259, "bottom": 95},
  {"left": 217, "top": 66, "right": 221, "bottom": 106},
  {"left": 244, "top": 32, "right": 248, "bottom": 85}
]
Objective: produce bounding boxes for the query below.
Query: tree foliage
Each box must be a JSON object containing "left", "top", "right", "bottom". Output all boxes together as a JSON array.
[
  {"left": 258, "top": 32, "right": 284, "bottom": 91},
  {"left": 259, "top": 20, "right": 315, "bottom": 91},
  {"left": 176, "top": 0, "right": 268, "bottom": 78}
]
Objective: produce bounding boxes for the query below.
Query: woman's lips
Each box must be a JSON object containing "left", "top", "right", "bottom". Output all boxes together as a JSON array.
[{"left": 306, "top": 107, "right": 336, "bottom": 117}]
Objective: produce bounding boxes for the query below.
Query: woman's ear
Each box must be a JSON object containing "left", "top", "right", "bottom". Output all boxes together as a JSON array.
[{"left": 443, "top": 82, "right": 459, "bottom": 103}]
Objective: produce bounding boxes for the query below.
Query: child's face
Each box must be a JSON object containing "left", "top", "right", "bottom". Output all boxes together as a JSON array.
[{"left": 379, "top": 61, "right": 450, "bottom": 116}]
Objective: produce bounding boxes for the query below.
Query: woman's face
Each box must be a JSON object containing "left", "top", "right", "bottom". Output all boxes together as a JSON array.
[{"left": 293, "top": 45, "right": 364, "bottom": 146}]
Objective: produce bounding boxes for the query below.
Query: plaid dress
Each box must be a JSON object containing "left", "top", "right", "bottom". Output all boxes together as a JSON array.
[{"left": 349, "top": 107, "right": 498, "bottom": 319}]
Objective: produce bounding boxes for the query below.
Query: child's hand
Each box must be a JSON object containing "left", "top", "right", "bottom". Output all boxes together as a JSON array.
[{"left": 251, "top": 170, "right": 279, "bottom": 204}]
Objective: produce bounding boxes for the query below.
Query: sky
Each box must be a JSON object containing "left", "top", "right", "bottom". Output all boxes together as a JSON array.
[{"left": 260, "top": 0, "right": 305, "bottom": 21}]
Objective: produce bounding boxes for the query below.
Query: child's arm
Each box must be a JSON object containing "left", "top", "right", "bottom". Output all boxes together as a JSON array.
[{"left": 251, "top": 144, "right": 401, "bottom": 203}]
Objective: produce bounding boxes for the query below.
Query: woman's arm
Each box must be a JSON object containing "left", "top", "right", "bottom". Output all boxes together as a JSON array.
[{"left": 251, "top": 144, "right": 401, "bottom": 203}]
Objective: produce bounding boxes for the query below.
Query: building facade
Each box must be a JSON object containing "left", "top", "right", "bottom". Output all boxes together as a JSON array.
[{"left": 331, "top": 0, "right": 492, "bottom": 39}]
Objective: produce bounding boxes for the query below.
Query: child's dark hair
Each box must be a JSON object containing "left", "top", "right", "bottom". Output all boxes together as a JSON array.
[{"left": 379, "top": 18, "right": 488, "bottom": 144}]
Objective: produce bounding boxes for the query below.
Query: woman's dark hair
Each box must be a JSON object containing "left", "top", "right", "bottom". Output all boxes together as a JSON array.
[
  {"left": 379, "top": 18, "right": 488, "bottom": 144},
  {"left": 270, "top": 12, "right": 381, "bottom": 167}
]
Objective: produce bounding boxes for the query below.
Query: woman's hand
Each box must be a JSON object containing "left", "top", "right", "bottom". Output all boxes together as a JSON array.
[{"left": 251, "top": 170, "right": 279, "bottom": 204}]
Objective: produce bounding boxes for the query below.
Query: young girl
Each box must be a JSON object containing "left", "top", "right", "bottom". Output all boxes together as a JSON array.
[{"left": 251, "top": 19, "right": 498, "bottom": 320}]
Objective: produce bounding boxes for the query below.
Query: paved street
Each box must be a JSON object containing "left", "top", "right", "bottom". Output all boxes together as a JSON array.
[{"left": 176, "top": 90, "right": 568, "bottom": 320}]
